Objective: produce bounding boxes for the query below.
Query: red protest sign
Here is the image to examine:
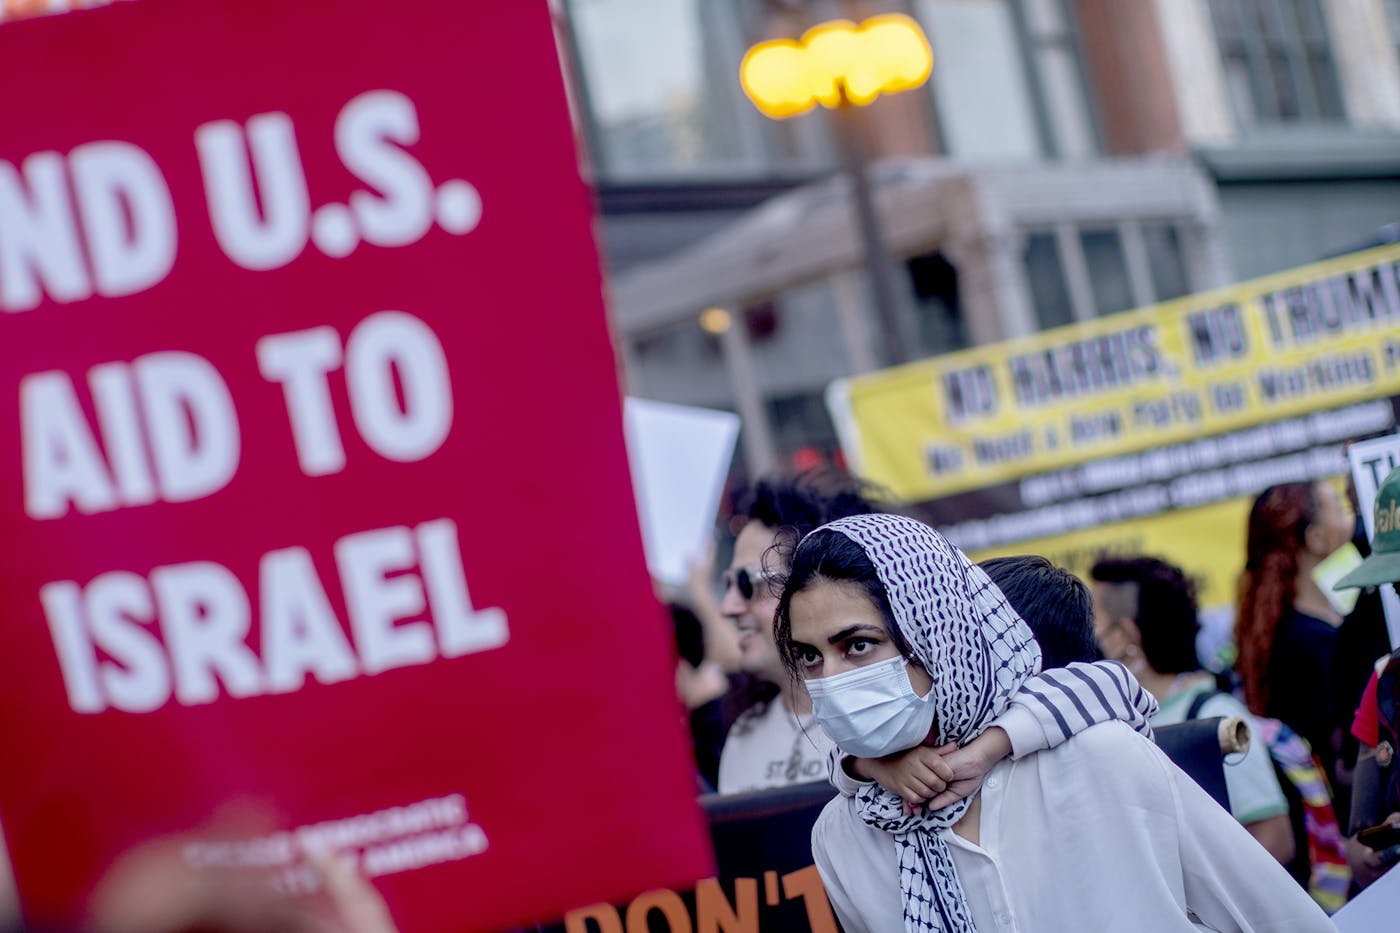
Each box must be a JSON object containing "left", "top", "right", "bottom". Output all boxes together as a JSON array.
[{"left": 0, "top": 1, "right": 712, "bottom": 930}]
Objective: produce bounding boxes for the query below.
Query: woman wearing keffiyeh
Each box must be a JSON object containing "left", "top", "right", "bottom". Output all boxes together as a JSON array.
[{"left": 775, "top": 514, "right": 1332, "bottom": 933}]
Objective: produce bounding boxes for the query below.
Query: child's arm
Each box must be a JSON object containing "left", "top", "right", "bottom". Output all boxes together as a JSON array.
[
  {"left": 846, "top": 743, "right": 957, "bottom": 813},
  {"left": 1005, "top": 660, "right": 1158, "bottom": 757},
  {"left": 834, "top": 731, "right": 1009, "bottom": 813},
  {"left": 829, "top": 661, "right": 1156, "bottom": 805}
]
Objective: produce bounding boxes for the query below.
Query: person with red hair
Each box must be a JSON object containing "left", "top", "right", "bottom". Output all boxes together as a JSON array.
[{"left": 1235, "top": 480, "right": 1353, "bottom": 786}]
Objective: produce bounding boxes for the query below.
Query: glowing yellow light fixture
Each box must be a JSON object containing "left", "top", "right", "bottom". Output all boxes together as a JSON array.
[
  {"left": 699, "top": 307, "right": 732, "bottom": 334},
  {"left": 740, "top": 14, "right": 933, "bottom": 120}
]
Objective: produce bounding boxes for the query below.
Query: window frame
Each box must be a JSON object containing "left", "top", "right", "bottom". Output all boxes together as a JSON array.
[
  {"left": 560, "top": 0, "right": 839, "bottom": 182},
  {"left": 1021, "top": 218, "right": 1197, "bottom": 326},
  {"left": 1008, "top": 0, "right": 1104, "bottom": 159},
  {"left": 1207, "top": 0, "right": 1347, "bottom": 126}
]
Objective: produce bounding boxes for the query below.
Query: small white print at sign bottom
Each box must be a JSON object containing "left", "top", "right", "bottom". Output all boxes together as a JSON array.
[
  {"left": 360, "top": 823, "right": 489, "bottom": 877},
  {"left": 184, "top": 793, "right": 490, "bottom": 891}
]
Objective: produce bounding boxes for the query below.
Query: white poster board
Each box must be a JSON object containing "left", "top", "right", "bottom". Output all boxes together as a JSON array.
[
  {"left": 1347, "top": 435, "right": 1400, "bottom": 649},
  {"left": 624, "top": 398, "right": 740, "bottom": 587},
  {"left": 1332, "top": 859, "right": 1400, "bottom": 932}
]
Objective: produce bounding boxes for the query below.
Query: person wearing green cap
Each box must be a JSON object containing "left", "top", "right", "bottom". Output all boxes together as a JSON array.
[{"left": 1334, "top": 463, "right": 1400, "bottom": 889}]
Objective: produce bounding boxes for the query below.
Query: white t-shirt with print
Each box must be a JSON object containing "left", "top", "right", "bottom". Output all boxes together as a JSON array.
[{"left": 716, "top": 699, "right": 834, "bottom": 794}]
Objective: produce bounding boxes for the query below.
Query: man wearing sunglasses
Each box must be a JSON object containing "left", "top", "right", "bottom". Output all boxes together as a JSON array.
[{"left": 713, "top": 473, "right": 881, "bottom": 793}]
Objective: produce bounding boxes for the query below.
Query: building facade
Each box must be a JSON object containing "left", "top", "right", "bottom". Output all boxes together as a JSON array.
[{"left": 560, "top": 0, "right": 1400, "bottom": 476}]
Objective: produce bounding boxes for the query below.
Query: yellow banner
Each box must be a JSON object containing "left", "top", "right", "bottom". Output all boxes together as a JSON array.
[
  {"left": 967, "top": 498, "right": 1248, "bottom": 609},
  {"left": 839, "top": 243, "right": 1400, "bottom": 502}
]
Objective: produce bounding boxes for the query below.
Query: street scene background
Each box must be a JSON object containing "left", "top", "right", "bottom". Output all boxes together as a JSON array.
[{"left": 2, "top": 0, "right": 1400, "bottom": 931}]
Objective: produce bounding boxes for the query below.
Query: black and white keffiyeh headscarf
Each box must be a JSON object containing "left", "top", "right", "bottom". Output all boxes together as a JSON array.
[{"left": 814, "top": 514, "right": 1042, "bottom": 933}]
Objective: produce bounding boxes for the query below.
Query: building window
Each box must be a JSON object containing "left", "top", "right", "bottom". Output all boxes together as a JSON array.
[
  {"left": 1207, "top": 0, "right": 1346, "bottom": 125},
  {"left": 915, "top": 0, "right": 1098, "bottom": 160},
  {"left": 1024, "top": 232, "right": 1075, "bottom": 329},
  {"left": 1017, "top": 0, "right": 1100, "bottom": 158},
  {"left": 564, "top": 0, "right": 834, "bottom": 179},
  {"left": 1386, "top": 0, "right": 1400, "bottom": 62},
  {"left": 1080, "top": 229, "right": 1134, "bottom": 316},
  {"left": 914, "top": 0, "right": 1043, "bottom": 160},
  {"left": 1023, "top": 221, "right": 1195, "bottom": 328},
  {"left": 765, "top": 391, "right": 840, "bottom": 464},
  {"left": 1141, "top": 223, "right": 1191, "bottom": 303},
  {"left": 906, "top": 251, "right": 969, "bottom": 356}
]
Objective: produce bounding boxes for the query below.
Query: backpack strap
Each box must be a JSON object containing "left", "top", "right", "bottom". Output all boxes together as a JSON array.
[{"left": 1185, "top": 688, "right": 1221, "bottom": 722}]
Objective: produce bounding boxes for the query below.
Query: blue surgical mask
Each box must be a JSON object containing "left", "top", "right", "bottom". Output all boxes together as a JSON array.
[{"left": 804, "top": 655, "right": 935, "bottom": 758}]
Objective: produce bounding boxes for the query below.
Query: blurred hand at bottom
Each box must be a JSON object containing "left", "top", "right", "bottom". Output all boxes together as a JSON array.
[{"left": 90, "top": 838, "right": 399, "bottom": 933}]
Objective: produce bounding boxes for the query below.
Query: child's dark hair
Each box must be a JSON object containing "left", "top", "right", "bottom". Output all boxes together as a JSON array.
[{"left": 980, "top": 555, "right": 1102, "bottom": 669}]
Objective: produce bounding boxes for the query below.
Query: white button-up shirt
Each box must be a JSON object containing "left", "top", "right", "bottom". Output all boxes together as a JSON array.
[{"left": 812, "top": 722, "right": 1334, "bottom": 932}]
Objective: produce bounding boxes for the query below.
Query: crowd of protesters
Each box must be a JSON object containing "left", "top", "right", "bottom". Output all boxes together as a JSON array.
[
  {"left": 7, "top": 466, "right": 1398, "bottom": 930},
  {"left": 667, "top": 467, "right": 1400, "bottom": 927}
]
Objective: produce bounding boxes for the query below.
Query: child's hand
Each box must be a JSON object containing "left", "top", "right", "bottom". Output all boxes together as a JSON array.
[
  {"left": 925, "top": 727, "right": 1012, "bottom": 810},
  {"left": 856, "top": 743, "right": 958, "bottom": 814}
]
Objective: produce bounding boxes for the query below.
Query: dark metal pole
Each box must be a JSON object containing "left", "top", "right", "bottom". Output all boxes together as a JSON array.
[{"left": 832, "top": 102, "right": 907, "bottom": 366}]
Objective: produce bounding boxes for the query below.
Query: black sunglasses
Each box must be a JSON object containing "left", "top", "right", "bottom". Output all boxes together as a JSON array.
[{"left": 723, "top": 565, "right": 776, "bottom": 600}]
